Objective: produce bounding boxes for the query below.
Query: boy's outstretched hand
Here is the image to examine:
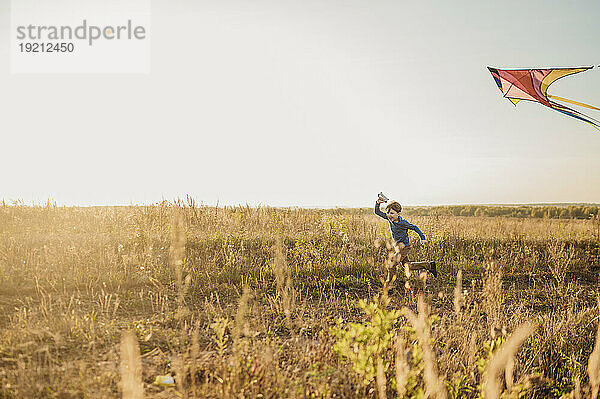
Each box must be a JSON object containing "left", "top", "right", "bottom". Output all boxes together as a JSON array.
[{"left": 376, "top": 197, "right": 386, "bottom": 204}]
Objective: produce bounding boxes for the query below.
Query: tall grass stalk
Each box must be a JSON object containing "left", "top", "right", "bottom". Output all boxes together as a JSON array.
[
  {"left": 395, "top": 334, "right": 409, "bottom": 398},
  {"left": 453, "top": 269, "right": 463, "bottom": 317},
  {"left": 273, "top": 235, "right": 296, "bottom": 323},
  {"left": 588, "top": 303, "right": 600, "bottom": 399},
  {"left": 376, "top": 357, "right": 387, "bottom": 399},
  {"left": 482, "top": 322, "right": 534, "bottom": 399},
  {"left": 120, "top": 330, "right": 143, "bottom": 399},
  {"left": 170, "top": 212, "right": 189, "bottom": 318},
  {"left": 404, "top": 296, "right": 447, "bottom": 399}
]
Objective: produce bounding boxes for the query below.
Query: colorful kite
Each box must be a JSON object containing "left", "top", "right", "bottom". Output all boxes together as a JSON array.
[{"left": 488, "top": 66, "right": 600, "bottom": 129}]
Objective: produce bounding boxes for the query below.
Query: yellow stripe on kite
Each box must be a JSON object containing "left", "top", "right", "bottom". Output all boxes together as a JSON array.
[
  {"left": 540, "top": 68, "right": 588, "bottom": 97},
  {"left": 547, "top": 94, "right": 600, "bottom": 111}
]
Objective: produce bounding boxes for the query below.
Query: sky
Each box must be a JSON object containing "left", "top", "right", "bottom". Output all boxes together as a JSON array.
[{"left": 1, "top": 0, "right": 599, "bottom": 207}]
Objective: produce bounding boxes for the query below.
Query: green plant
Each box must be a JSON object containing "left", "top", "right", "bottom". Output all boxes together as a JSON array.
[
  {"left": 446, "top": 375, "right": 475, "bottom": 399},
  {"left": 331, "top": 290, "right": 401, "bottom": 385}
]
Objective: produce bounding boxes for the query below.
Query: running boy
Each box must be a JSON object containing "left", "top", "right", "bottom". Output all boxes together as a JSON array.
[{"left": 375, "top": 195, "right": 437, "bottom": 276}]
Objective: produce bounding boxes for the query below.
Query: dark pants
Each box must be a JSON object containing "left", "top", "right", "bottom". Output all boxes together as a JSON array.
[{"left": 394, "top": 244, "right": 431, "bottom": 271}]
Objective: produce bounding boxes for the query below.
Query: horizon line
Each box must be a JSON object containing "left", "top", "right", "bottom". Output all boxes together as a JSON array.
[{"left": 2, "top": 199, "right": 599, "bottom": 209}]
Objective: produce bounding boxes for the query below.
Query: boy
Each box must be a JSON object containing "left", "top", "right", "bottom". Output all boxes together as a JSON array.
[{"left": 375, "top": 195, "right": 437, "bottom": 277}]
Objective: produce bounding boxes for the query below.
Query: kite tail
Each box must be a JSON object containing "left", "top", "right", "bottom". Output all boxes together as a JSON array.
[
  {"left": 549, "top": 101, "right": 600, "bottom": 130},
  {"left": 547, "top": 94, "right": 600, "bottom": 111}
]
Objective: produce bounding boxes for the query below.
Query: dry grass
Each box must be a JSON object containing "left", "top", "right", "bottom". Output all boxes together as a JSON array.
[{"left": 0, "top": 201, "right": 599, "bottom": 398}]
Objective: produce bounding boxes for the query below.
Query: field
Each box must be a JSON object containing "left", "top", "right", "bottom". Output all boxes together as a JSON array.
[{"left": 1, "top": 201, "right": 600, "bottom": 398}]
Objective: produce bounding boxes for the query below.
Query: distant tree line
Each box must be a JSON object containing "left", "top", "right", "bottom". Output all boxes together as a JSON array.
[{"left": 404, "top": 205, "right": 600, "bottom": 219}]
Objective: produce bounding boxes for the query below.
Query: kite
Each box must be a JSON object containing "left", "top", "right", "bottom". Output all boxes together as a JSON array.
[{"left": 487, "top": 66, "right": 600, "bottom": 129}]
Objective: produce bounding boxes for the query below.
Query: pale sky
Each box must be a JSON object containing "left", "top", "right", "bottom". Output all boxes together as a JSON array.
[{"left": 1, "top": 0, "right": 599, "bottom": 207}]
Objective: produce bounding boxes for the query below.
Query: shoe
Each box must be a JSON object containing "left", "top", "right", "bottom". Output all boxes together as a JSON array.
[{"left": 430, "top": 261, "right": 437, "bottom": 277}]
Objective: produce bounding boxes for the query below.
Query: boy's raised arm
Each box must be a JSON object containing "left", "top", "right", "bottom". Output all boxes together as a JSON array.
[{"left": 374, "top": 201, "right": 388, "bottom": 220}]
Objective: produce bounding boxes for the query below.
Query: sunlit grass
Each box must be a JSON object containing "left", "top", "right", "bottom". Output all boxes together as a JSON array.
[{"left": 0, "top": 201, "right": 599, "bottom": 397}]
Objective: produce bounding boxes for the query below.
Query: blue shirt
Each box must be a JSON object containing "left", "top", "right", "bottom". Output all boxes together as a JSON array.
[{"left": 374, "top": 202, "right": 426, "bottom": 245}]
